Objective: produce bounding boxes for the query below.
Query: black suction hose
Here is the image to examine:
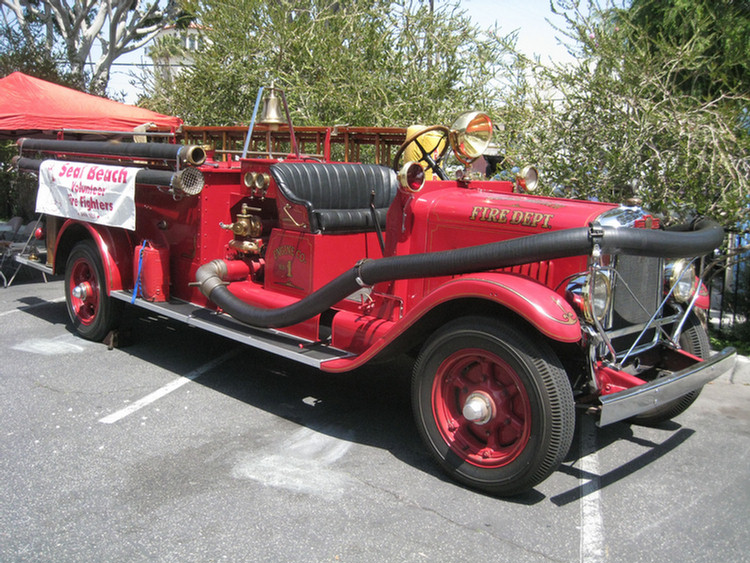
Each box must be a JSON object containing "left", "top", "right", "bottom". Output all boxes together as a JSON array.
[
  {"left": 18, "top": 138, "right": 206, "bottom": 166},
  {"left": 196, "top": 218, "right": 723, "bottom": 329}
]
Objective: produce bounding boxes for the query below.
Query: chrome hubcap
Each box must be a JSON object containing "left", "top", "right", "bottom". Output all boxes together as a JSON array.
[
  {"left": 72, "top": 283, "right": 90, "bottom": 300},
  {"left": 462, "top": 391, "right": 494, "bottom": 425}
]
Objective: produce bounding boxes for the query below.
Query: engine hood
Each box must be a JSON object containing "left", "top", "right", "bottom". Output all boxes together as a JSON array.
[{"left": 402, "top": 181, "right": 620, "bottom": 253}]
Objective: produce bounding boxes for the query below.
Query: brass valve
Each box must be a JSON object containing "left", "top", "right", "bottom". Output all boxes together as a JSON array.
[
  {"left": 228, "top": 239, "right": 261, "bottom": 253},
  {"left": 220, "top": 203, "right": 263, "bottom": 238}
]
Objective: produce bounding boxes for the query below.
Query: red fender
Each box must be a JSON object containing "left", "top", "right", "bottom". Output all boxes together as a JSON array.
[
  {"left": 695, "top": 279, "right": 710, "bottom": 310},
  {"left": 322, "top": 272, "right": 581, "bottom": 372},
  {"left": 426, "top": 273, "right": 582, "bottom": 342},
  {"left": 55, "top": 220, "right": 134, "bottom": 293}
]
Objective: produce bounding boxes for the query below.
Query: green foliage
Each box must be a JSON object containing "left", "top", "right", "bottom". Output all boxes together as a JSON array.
[
  {"left": 495, "top": 0, "right": 750, "bottom": 228},
  {"left": 141, "top": 0, "right": 509, "bottom": 127},
  {"left": 0, "top": 22, "right": 76, "bottom": 223},
  {"left": 0, "top": 21, "right": 77, "bottom": 86},
  {"left": 2, "top": 0, "right": 182, "bottom": 95},
  {"left": 627, "top": 0, "right": 750, "bottom": 99},
  {"left": 711, "top": 323, "right": 750, "bottom": 357},
  {"left": 0, "top": 142, "right": 37, "bottom": 222}
]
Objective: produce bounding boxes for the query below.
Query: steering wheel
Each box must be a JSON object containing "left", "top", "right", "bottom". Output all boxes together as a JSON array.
[{"left": 392, "top": 125, "right": 451, "bottom": 179}]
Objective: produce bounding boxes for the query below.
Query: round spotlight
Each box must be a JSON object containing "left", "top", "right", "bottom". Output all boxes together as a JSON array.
[
  {"left": 449, "top": 112, "right": 493, "bottom": 164},
  {"left": 398, "top": 161, "right": 426, "bottom": 193},
  {"left": 518, "top": 165, "right": 539, "bottom": 192}
]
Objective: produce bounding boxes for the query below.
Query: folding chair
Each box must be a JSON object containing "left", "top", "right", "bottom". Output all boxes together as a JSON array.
[
  {"left": 0, "top": 217, "right": 24, "bottom": 287},
  {"left": 0, "top": 216, "right": 48, "bottom": 287}
]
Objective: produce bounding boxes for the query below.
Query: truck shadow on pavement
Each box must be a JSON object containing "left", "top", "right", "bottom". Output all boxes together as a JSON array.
[
  {"left": 551, "top": 421, "right": 695, "bottom": 506},
  {"left": 17, "top": 295, "right": 699, "bottom": 506}
]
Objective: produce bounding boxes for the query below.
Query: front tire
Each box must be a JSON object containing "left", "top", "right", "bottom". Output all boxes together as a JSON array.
[
  {"left": 65, "top": 240, "right": 122, "bottom": 341},
  {"left": 412, "top": 317, "right": 575, "bottom": 496}
]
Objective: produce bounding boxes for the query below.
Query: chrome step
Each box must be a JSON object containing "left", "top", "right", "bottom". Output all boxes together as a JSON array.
[{"left": 110, "top": 290, "right": 353, "bottom": 368}]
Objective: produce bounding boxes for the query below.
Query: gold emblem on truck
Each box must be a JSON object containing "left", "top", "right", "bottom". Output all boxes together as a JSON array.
[{"left": 469, "top": 206, "right": 554, "bottom": 229}]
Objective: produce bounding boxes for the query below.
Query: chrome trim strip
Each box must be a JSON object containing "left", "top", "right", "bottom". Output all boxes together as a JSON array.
[{"left": 597, "top": 347, "right": 737, "bottom": 427}]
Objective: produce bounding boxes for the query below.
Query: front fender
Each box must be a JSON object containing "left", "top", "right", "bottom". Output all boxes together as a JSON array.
[
  {"left": 55, "top": 220, "right": 134, "bottom": 293},
  {"left": 322, "top": 273, "right": 581, "bottom": 373},
  {"left": 417, "top": 273, "right": 582, "bottom": 343},
  {"left": 695, "top": 279, "right": 710, "bottom": 310}
]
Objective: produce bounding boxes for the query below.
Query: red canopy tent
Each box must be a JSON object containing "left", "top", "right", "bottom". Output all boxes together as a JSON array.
[{"left": 0, "top": 72, "right": 182, "bottom": 139}]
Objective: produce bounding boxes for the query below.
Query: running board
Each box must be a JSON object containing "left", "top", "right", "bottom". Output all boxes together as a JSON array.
[
  {"left": 14, "top": 254, "right": 53, "bottom": 275},
  {"left": 110, "top": 291, "right": 353, "bottom": 368}
]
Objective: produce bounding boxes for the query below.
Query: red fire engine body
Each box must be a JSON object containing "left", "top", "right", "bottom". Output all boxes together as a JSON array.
[{"left": 15, "top": 108, "right": 736, "bottom": 496}]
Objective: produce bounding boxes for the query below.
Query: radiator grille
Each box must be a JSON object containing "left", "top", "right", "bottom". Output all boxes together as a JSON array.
[{"left": 611, "top": 255, "right": 662, "bottom": 329}]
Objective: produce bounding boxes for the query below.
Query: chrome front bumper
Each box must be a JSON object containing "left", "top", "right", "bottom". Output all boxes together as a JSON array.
[{"left": 598, "top": 347, "right": 737, "bottom": 426}]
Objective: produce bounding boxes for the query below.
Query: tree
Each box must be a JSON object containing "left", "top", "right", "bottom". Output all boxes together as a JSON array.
[
  {"left": 627, "top": 0, "right": 750, "bottom": 100},
  {"left": 0, "top": 0, "right": 182, "bottom": 95},
  {"left": 141, "top": 0, "right": 511, "bottom": 128},
  {"left": 495, "top": 0, "right": 750, "bottom": 228},
  {"left": 0, "top": 15, "right": 77, "bottom": 221},
  {"left": 0, "top": 19, "right": 73, "bottom": 84}
]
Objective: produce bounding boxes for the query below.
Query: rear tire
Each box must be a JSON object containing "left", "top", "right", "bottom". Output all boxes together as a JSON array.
[
  {"left": 65, "top": 240, "right": 122, "bottom": 341},
  {"left": 629, "top": 312, "right": 709, "bottom": 426},
  {"left": 412, "top": 317, "right": 575, "bottom": 496}
]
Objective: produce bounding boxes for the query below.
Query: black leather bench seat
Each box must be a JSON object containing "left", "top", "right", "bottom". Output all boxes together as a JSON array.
[{"left": 270, "top": 162, "right": 398, "bottom": 233}]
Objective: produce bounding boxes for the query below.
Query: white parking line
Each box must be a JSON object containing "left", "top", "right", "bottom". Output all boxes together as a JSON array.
[
  {"left": 99, "top": 348, "right": 242, "bottom": 424},
  {"left": 579, "top": 415, "right": 606, "bottom": 563}
]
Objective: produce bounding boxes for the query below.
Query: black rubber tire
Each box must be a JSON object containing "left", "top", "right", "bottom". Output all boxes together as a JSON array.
[
  {"left": 629, "top": 312, "right": 710, "bottom": 426},
  {"left": 412, "top": 317, "right": 575, "bottom": 496},
  {"left": 64, "top": 240, "right": 122, "bottom": 341}
]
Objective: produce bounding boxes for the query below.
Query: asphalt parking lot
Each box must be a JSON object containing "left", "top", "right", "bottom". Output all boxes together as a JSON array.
[{"left": 1, "top": 277, "right": 749, "bottom": 563}]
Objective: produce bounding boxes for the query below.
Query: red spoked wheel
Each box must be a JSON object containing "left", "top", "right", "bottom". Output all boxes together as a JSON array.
[
  {"left": 432, "top": 349, "right": 532, "bottom": 469},
  {"left": 65, "top": 240, "right": 121, "bottom": 341},
  {"left": 413, "top": 317, "right": 575, "bottom": 496}
]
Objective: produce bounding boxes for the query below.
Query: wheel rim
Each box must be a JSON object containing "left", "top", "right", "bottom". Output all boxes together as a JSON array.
[
  {"left": 431, "top": 348, "right": 532, "bottom": 468},
  {"left": 68, "top": 256, "right": 100, "bottom": 326}
]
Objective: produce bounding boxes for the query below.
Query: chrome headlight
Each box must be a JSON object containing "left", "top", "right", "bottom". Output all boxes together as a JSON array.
[
  {"left": 666, "top": 259, "right": 697, "bottom": 303},
  {"left": 582, "top": 271, "right": 612, "bottom": 323}
]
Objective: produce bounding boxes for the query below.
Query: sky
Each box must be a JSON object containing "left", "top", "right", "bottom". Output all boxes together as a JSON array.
[
  {"left": 109, "top": 0, "right": 572, "bottom": 105},
  {"left": 463, "top": 0, "right": 572, "bottom": 63}
]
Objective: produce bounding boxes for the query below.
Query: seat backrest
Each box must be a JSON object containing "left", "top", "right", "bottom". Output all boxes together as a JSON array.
[{"left": 270, "top": 162, "right": 398, "bottom": 233}]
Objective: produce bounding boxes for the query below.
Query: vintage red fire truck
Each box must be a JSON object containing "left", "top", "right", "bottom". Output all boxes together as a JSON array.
[{"left": 15, "top": 90, "right": 736, "bottom": 495}]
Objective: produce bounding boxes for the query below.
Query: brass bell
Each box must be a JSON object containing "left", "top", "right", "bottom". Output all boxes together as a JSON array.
[{"left": 260, "top": 86, "right": 285, "bottom": 129}]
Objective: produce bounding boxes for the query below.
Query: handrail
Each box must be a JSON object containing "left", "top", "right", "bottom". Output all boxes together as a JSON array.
[{"left": 182, "top": 124, "right": 407, "bottom": 164}]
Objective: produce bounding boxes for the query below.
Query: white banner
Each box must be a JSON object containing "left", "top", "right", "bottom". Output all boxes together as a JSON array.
[{"left": 36, "top": 160, "right": 139, "bottom": 231}]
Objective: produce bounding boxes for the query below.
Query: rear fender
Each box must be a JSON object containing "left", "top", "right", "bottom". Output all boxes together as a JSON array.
[{"left": 54, "top": 220, "right": 134, "bottom": 292}]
